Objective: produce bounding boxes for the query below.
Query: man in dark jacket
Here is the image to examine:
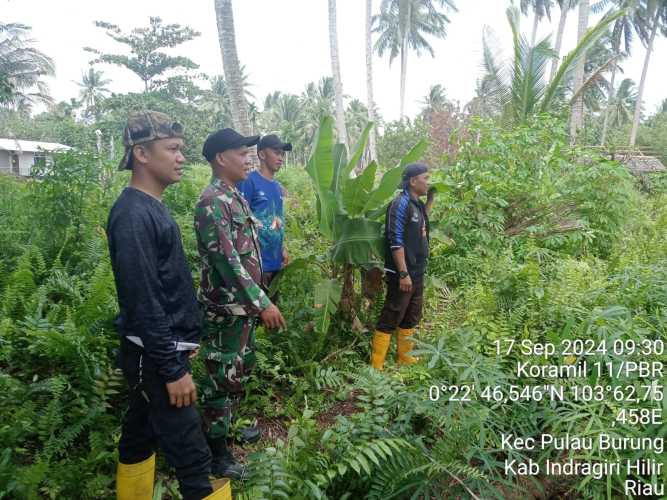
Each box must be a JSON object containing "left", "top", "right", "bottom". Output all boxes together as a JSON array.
[
  {"left": 370, "top": 163, "right": 435, "bottom": 371},
  {"left": 107, "top": 111, "right": 226, "bottom": 500}
]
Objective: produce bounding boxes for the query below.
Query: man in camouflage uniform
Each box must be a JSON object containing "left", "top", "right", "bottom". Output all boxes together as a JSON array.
[{"left": 194, "top": 128, "right": 287, "bottom": 479}]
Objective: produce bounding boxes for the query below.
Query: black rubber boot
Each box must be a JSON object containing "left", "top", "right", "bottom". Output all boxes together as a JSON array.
[
  {"left": 237, "top": 425, "right": 261, "bottom": 444},
  {"left": 207, "top": 437, "right": 246, "bottom": 480}
]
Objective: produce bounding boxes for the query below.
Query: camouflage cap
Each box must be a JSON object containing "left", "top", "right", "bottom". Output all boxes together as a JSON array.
[{"left": 118, "top": 110, "right": 184, "bottom": 170}]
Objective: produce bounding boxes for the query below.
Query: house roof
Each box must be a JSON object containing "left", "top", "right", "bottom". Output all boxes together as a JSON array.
[
  {"left": 0, "top": 138, "right": 71, "bottom": 153},
  {"left": 618, "top": 154, "right": 666, "bottom": 174}
]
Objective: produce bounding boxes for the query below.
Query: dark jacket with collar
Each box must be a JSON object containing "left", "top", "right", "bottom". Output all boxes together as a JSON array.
[{"left": 384, "top": 189, "right": 430, "bottom": 279}]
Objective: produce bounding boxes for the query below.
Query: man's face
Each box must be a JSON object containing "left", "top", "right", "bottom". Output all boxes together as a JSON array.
[
  {"left": 410, "top": 172, "right": 430, "bottom": 197},
  {"left": 218, "top": 146, "right": 251, "bottom": 182},
  {"left": 259, "top": 147, "right": 285, "bottom": 173},
  {"left": 133, "top": 137, "right": 186, "bottom": 186}
]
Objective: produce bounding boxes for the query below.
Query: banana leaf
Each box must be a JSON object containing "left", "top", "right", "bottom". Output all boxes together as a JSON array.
[
  {"left": 341, "top": 161, "right": 377, "bottom": 217},
  {"left": 331, "top": 143, "right": 348, "bottom": 195},
  {"left": 305, "top": 117, "right": 337, "bottom": 238},
  {"left": 362, "top": 140, "right": 428, "bottom": 214},
  {"left": 305, "top": 116, "right": 334, "bottom": 194},
  {"left": 339, "top": 122, "right": 373, "bottom": 184},
  {"left": 313, "top": 278, "right": 342, "bottom": 335},
  {"left": 330, "top": 215, "right": 384, "bottom": 265}
]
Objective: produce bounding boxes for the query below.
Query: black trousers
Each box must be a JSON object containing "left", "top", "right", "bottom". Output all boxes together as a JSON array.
[
  {"left": 117, "top": 341, "right": 213, "bottom": 500},
  {"left": 376, "top": 274, "right": 424, "bottom": 333}
]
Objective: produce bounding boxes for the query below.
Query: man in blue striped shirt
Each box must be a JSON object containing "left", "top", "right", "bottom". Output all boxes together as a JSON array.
[{"left": 371, "top": 163, "right": 435, "bottom": 370}]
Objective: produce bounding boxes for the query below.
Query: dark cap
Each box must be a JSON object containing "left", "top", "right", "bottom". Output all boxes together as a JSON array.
[
  {"left": 258, "top": 134, "right": 292, "bottom": 152},
  {"left": 202, "top": 128, "right": 260, "bottom": 162},
  {"left": 119, "top": 110, "right": 184, "bottom": 170},
  {"left": 400, "top": 163, "right": 429, "bottom": 188}
]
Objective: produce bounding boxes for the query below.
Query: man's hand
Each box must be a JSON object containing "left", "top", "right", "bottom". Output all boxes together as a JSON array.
[
  {"left": 166, "top": 372, "right": 197, "bottom": 408},
  {"left": 260, "top": 303, "right": 287, "bottom": 330},
  {"left": 399, "top": 275, "right": 413, "bottom": 293},
  {"left": 188, "top": 347, "right": 200, "bottom": 360},
  {"left": 282, "top": 247, "right": 290, "bottom": 266}
]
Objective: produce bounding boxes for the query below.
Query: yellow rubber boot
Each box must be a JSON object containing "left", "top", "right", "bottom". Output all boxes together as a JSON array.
[
  {"left": 116, "top": 453, "right": 155, "bottom": 500},
  {"left": 204, "top": 478, "right": 233, "bottom": 499},
  {"left": 397, "top": 327, "right": 418, "bottom": 365},
  {"left": 370, "top": 330, "right": 392, "bottom": 371}
]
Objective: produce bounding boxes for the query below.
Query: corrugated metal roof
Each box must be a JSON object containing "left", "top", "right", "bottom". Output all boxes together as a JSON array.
[{"left": 0, "top": 138, "right": 71, "bottom": 153}]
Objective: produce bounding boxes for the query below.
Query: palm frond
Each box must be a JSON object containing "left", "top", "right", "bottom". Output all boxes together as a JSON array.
[{"left": 540, "top": 8, "right": 626, "bottom": 113}]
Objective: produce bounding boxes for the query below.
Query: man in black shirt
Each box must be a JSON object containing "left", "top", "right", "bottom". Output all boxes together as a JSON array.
[
  {"left": 370, "top": 163, "right": 436, "bottom": 371},
  {"left": 107, "top": 111, "right": 226, "bottom": 499}
]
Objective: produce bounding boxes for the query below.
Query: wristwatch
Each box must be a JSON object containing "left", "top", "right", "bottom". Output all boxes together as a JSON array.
[{"left": 398, "top": 271, "right": 409, "bottom": 279}]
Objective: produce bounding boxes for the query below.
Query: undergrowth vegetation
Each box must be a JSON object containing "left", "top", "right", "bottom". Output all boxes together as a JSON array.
[{"left": 0, "top": 116, "right": 665, "bottom": 499}]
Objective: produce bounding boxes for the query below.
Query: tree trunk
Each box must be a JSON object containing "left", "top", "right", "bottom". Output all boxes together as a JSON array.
[
  {"left": 549, "top": 3, "right": 569, "bottom": 83},
  {"left": 398, "top": 0, "right": 411, "bottom": 121},
  {"left": 629, "top": 8, "right": 659, "bottom": 147},
  {"left": 600, "top": 63, "right": 618, "bottom": 146},
  {"left": 531, "top": 13, "right": 539, "bottom": 46},
  {"left": 365, "top": 0, "right": 378, "bottom": 163},
  {"left": 569, "top": 0, "right": 589, "bottom": 145},
  {"left": 399, "top": 39, "right": 408, "bottom": 120},
  {"left": 328, "top": 0, "right": 349, "bottom": 151},
  {"left": 214, "top": 0, "right": 252, "bottom": 135},
  {"left": 339, "top": 263, "right": 356, "bottom": 320}
]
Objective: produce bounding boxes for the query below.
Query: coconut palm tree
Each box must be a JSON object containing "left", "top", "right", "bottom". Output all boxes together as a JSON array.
[
  {"left": 606, "top": 77, "right": 637, "bottom": 126},
  {"left": 465, "top": 75, "right": 504, "bottom": 117},
  {"left": 365, "top": 0, "right": 378, "bottom": 161},
  {"left": 214, "top": 0, "right": 252, "bottom": 135},
  {"left": 301, "top": 77, "right": 336, "bottom": 147},
  {"left": 629, "top": 0, "right": 667, "bottom": 146},
  {"left": 328, "top": 0, "right": 349, "bottom": 151},
  {"left": 593, "top": 0, "right": 639, "bottom": 145},
  {"left": 346, "top": 98, "right": 371, "bottom": 147},
  {"left": 0, "top": 22, "right": 54, "bottom": 110},
  {"left": 549, "top": 0, "right": 578, "bottom": 82},
  {"left": 520, "top": 0, "right": 555, "bottom": 45},
  {"left": 261, "top": 92, "right": 309, "bottom": 163},
  {"left": 75, "top": 67, "right": 111, "bottom": 121},
  {"left": 564, "top": 29, "right": 618, "bottom": 114},
  {"left": 481, "top": 6, "right": 621, "bottom": 124},
  {"left": 570, "top": 0, "right": 590, "bottom": 143},
  {"left": 373, "top": 0, "right": 457, "bottom": 120},
  {"left": 419, "top": 83, "right": 449, "bottom": 122}
]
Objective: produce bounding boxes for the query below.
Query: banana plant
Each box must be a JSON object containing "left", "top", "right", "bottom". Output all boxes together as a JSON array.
[
  {"left": 306, "top": 115, "right": 427, "bottom": 265},
  {"left": 303, "top": 115, "right": 427, "bottom": 327}
]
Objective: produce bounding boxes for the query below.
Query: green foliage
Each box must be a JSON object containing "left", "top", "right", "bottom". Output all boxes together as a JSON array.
[
  {"left": 84, "top": 17, "right": 200, "bottom": 91},
  {"left": 0, "top": 22, "right": 55, "bottom": 110},
  {"left": 377, "top": 118, "right": 430, "bottom": 168},
  {"left": 1, "top": 112, "right": 665, "bottom": 499},
  {"left": 430, "top": 115, "right": 637, "bottom": 287},
  {"left": 481, "top": 7, "right": 625, "bottom": 124}
]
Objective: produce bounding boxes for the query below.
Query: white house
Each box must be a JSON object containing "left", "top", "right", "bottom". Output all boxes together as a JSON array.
[{"left": 0, "top": 138, "right": 71, "bottom": 176}]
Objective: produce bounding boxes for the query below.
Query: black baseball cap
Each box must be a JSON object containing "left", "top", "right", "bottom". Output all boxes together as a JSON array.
[
  {"left": 202, "top": 128, "right": 260, "bottom": 162},
  {"left": 400, "top": 163, "right": 429, "bottom": 188},
  {"left": 258, "top": 134, "right": 292, "bottom": 152}
]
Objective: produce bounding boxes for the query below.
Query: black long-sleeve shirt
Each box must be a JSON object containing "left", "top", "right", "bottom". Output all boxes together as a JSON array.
[{"left": 107, "top": 187, "right": 202, "bottom": 382}]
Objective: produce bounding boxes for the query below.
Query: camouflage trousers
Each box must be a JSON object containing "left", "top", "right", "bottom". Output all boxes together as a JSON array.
[{"left": 198, "top": 314, "right": 257, "bottom": 439}]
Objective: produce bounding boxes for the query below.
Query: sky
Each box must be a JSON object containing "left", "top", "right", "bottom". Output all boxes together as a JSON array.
[{"left": 4, "top": 0, "right": 667, "bottom": 122}]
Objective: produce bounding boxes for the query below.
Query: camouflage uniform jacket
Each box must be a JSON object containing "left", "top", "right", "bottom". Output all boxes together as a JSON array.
[{"left": 195, "top": 176, "right": 272, "bottom": 317}]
